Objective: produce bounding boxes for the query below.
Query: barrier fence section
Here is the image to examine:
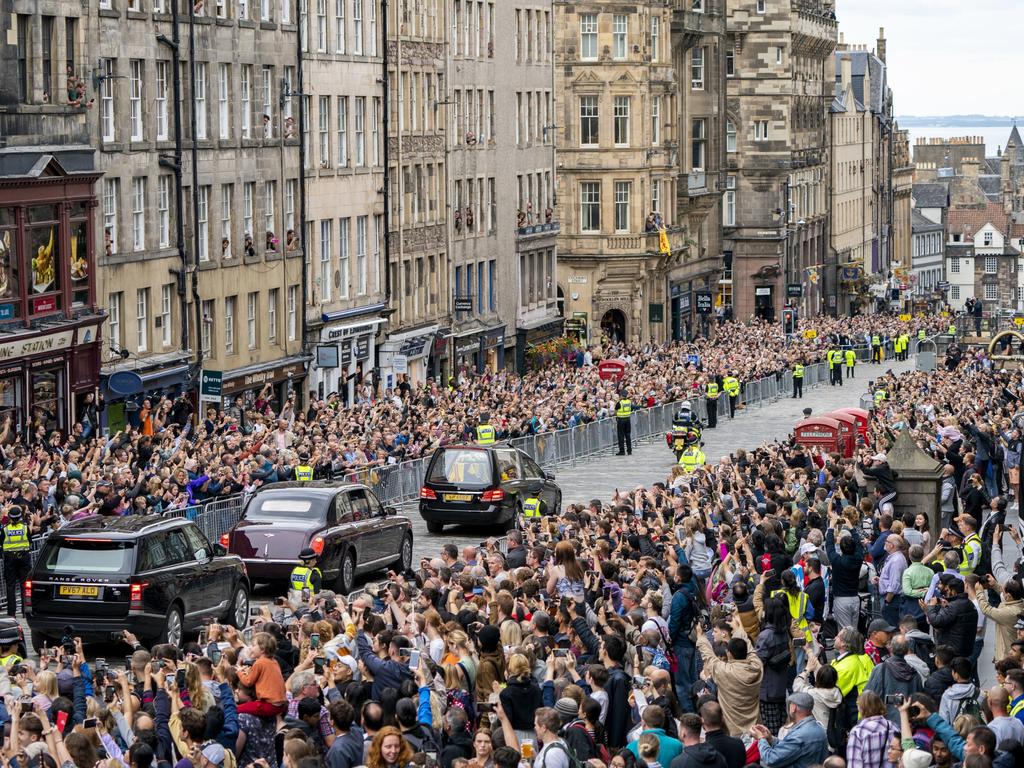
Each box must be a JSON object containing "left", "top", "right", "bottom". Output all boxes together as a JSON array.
[{"left": 1, "top": 349, "right": 871, "bottom": 612}]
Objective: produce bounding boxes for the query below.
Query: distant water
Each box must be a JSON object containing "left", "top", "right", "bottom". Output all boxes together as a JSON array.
[{"left": 903, "top": 124, "right": 1019, "bottom": 159}]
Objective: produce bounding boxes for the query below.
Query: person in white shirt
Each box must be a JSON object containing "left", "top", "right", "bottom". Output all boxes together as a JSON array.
[
  {"left": 534, "top": 708, "right": 571, "bottom": 768},
  {"left": 985, "top": 684, "right": 1024, "bottom": 750}
]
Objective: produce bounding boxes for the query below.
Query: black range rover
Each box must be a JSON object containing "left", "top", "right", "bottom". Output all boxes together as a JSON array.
[{"left": 26, "top": 516, "right": 249, "bottom": 650}]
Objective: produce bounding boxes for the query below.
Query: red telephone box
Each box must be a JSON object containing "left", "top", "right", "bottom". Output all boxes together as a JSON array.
[
  {"left": 833, "top": 407, "right": 869, "bottom": 445},
  {"left": 598, "top": 358, "right": 628, "bottom": 381},
  {"left": 794, "top": 417, "right": 842, "bottom": 455},
  {"left": 826, "top": 411, "right": 857, "bottom": 458}
]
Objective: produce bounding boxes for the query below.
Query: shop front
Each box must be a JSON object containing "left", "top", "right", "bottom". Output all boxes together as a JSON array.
[
  {"left": 100, "top": 351, "right": 193, "bottom": 431},
  {"left": 311, "top": 306, "right": 386, "bottom": 405},
  {"left": 220, "top": 357, "right": 308, "bottom": 414},
  {"left": 481, "top": 326, "right": 506, "bottom": 372},
  {"left": 0, "top": 155, "right": 103, "bottom": 440},
  {"left": 670, "top": 285, "right": 693, "bottom": 342},
  {"left": 378, "top": 324, "right": 439, "bottom": 388},
  {"left": 515, "top": 317, "right": 565, "bottom": 373},
  {"left": 0, "top": 321, "right": 102, "bottom": 438}
]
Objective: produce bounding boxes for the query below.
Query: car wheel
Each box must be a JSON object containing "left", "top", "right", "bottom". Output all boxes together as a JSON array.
[
  {"left": 425, "top": 521, "right": 444, "bottom": 534},
  {"left": 391, "top": 533, "right": 413, "bottom": 573},
  {"left": 159, "top": 604, "right": 184, "bottom": 648},
  {"left": 227, "top": 584, "right": 249, "bottom": 628},
  {"left": 336, "top": 550, "right": 356, "bottom": 595}
]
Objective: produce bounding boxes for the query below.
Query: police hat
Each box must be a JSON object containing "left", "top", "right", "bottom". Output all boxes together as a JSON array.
[
  {"left": 0, "top": 625, "right": 21, "bottom": 646},
  {"left": 6, "top": 507, "right": 23, "bottom": 521},
  {"left": 298, "top": 547, "right": 318, "bottom": 560}
]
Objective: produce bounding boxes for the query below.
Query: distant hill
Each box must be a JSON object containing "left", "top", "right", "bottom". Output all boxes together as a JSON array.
[{"left": 897, "top": 115, "right": 1024, "bottom": 126}]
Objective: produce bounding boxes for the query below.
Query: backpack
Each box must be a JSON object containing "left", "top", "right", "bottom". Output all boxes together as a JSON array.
[
  {"left": 568, "top": 722, "right": 611, "bottom": 765},
  {"left": 542, "top": 740, "right": 586, "bottom": 768},
  {"left": 955, "top": 691, "right": 983, "bottom": 721}
]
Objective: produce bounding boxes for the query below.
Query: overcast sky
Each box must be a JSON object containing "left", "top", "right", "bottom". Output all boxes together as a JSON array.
[{"left": 836, "top": 0, "right": 1024, "bottom": 117}]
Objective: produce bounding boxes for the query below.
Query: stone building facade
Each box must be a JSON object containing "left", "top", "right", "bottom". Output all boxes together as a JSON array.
[
  {"left": 552, "top": 0, "right": 718, "bottom": 345},
  {"left": 447, "top": 1, "right": 561, "bottom": 375},
  {"left": 378, "top": 0, "right": 450, "bottom": 385},
  {"left": 301, "top": 0, "right": 387, "bottom": 401},
  {"left": 724, "top": 0, "right": 836, "bottom": 322},
  {"left": 0, "top": 2, "right": 105, "bottom": 435},
  {"left": 90, "top": 2, "right": 306, "bottom": 418}
]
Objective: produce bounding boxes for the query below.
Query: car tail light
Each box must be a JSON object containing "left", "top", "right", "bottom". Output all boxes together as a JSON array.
[
  {"left": 311, "top": 536, "right": 325, "bottom": 555},
  {"left": 480, "top": 488, "right": 505, "bottom": 502},
  {"left": 419, "top": 486, "right": 437, "bottom": 500},
  {"left": 129, "top": 582, "right": 148, "bottom": 611},
  {"left": 22, "top": 581, "right": 31, "bottom": 610},
  {"left": 219, "top": 533, "right": 230, "bottom": 549}
]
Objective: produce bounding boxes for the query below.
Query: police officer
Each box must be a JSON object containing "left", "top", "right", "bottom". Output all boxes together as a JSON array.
[
  {"left": 917, "top": 327, "right": 927, "bottom": 354},
  {"left": 791, "top": 361, "right": 804, "bottom": 399},
  {"left": 678, "top": 444, "right": 706, "bottom": 473},
  {"left": 289, "top": 547, "right": 323, "bottom": 603},
  {"left": 476, "top": 413, "right": 496, "bottom": 445},
  {"left": 723, "top": 372, "right": 740, "bottom": 418},
  {"left": 704, "top": 377, "right": 719, "bottom": 429},
  {"left": 874, "top": 386, "right": 887, "bottom": 408},
  {"left": 844, "top": 347, "right": 856, "bottom": 379},
  {"left": 948, "top": 321, "right": 957, "bottom": 337},
  {"left": 1, "top": 507, "right": 32, "bottom": 618},
  {"left": 871, "top": 333, "right": 882, "bottom": 363},
  {"left": 521, "top": 495, "right": 546, "bottom": 521},
  {"left": 615, "top": 391, "right": 633, "bottom": 456},
  {"left": 295, "top": 453, "right": 314, "bottom": 482},
  {"left": 0, "top": 625, "right": 22, "bottom": 669},
  {"left": 957, "top": 516, "right": 983, "bottom": 575}
]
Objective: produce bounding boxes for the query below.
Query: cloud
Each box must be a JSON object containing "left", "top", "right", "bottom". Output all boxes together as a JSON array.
[{"left": 836, "top": 0, "right": 1024, "bottom": 116}]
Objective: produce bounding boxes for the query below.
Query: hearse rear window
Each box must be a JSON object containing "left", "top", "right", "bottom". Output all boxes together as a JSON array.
[{"left": 247, "top": 497, "right": 324, "bottom": 521}]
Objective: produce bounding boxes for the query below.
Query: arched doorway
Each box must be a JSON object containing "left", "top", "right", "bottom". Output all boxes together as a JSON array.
[
  {"left": 556, "top": 285, "right": 565, "bottom": 317},
  {"left": 601, "top": 309, "right": 626, "bottom": 343}
]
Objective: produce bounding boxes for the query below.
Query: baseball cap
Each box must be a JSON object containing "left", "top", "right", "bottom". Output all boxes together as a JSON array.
[
  {"left": 867, "top": 619, "right": 896, "bottom": 634},
  {"left": 787, "top": 692, "right": 815, "bottom": 711},
  {"left": 201, "top": 743, "right": 226, "bottom": 767},
  {"left": 902, "top": 750, "right": 932, "bottom": 768},
  {"left": 799, "top": 542, "right": 817, "bottom": 556},
  {"left": 870, "top": 453, "right": 887, "bottom": 462}
]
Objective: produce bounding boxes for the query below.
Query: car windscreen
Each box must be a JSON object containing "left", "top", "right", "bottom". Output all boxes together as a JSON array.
[
  {"left": 38, "top": 539, "right": 134, "bottom": 576},
  {"left": 245, "top": 496, "right": 327, "bottom": 522},
  {"left": 427, "top": 449, "right": 494, "bottom": 487}
]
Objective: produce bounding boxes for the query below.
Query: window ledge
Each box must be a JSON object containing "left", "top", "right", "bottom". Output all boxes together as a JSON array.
[
  {"left": 129, "top": 141, "right": 150, "bottom": 152},
  {"left": 240, "top": 138, "right": 260, "bottom": 148},
  {"left": 243, "top": 252, "right": 263, "bottom": 266},
  {"left": 98, "top": 9, "right": 120, "bottom": 19},
  {"left": 265, "top": 250, "right": 284, "bottom": 262},
  {"left": 259, "top": 21, "right": 277, "bottom": 31},
  {"left": 216, "top": 18, "right": 234, "bottom": 27},
  {"left": 101, "top": 141, "right": 125, "bottom": 152},
  {"left": 126, "top": 10, "right": 147, "bottom": 21},
  {"left": 239, "top": 19, "right": 257, "bottom": 29},
  {"left": 193, "top": 16, "right": 213, "bottom": 25},
  {"left": 221, "top": 258, "right": 241, "bottom": 269},
  {"left": 198, "top": 260, "right": 219, "bottom": 271}
]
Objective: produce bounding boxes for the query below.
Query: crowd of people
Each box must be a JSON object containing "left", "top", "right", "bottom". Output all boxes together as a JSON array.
[{"left": 0, "top": 312, "right": 1008, "bottom": 768}]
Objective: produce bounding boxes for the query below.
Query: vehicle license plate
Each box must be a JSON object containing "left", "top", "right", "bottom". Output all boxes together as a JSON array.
[
  {"left": 58, "top": 585, "right": 100, "bottom": 598},
  {"left": 444, "top": 493, "right": 472, "bottom": 502}
]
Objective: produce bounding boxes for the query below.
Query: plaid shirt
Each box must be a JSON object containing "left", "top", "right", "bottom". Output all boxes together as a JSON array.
[{"left": 846, "top": 715, "right": 898, "bottom": 768}]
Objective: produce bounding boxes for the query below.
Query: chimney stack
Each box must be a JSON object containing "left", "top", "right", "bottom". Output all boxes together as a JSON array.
[
  {"left": 841, "top": 55, "right": 852, "bottom": 89},
  {"left": 877, "top": 27, "right": 886, "bottom": 63},
  {"left": 962, "top": 158, "right": 980, "bottom": 179}
]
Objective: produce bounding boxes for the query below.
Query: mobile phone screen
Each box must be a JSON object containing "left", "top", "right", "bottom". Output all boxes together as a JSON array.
[
  {"left": 408, "top": 649, "right": 420, "bottom": 670},
  {"left": 56, "top": 711, "right": 68, "bottom": 732}
]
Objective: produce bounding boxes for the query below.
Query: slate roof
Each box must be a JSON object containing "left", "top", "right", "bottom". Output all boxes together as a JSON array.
[
  {"left": 912, "top": 182, "right": 949, "bottom": 209},
  {"left": 834, "top": 50, "right": 885, "bottom": 115},
  {"left": 979, "top": 175, "right": 1002, "bottom": 201},
  {"left": 1008, "top": 124, "right": 1023, "bottom": 164},
  {"left": 912, "top": 209, "right": 942, "bottom": 232}
]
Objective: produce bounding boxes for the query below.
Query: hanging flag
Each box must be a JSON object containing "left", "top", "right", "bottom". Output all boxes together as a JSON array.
[
  {"left": 658, "top": 227, "right": 671, "bottom": 255},
  {"left": 806, "top": 267, "right": 819, "bottom": 284}
]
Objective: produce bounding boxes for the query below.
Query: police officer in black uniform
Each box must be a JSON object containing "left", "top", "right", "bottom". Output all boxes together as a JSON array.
[{"left": 614, "top": 390, "right": 633, "bottom": 456}]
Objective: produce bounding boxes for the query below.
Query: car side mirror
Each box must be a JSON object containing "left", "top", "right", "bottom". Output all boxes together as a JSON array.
[
  {"left": 213, "top": 543, "right": 227, "bottom": 557},
  {"left": 545, "top": 471, "right": 556, "bottom": 481},
  {"left": 385, "top": 506, "right": 397, "bottom": 517}
]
